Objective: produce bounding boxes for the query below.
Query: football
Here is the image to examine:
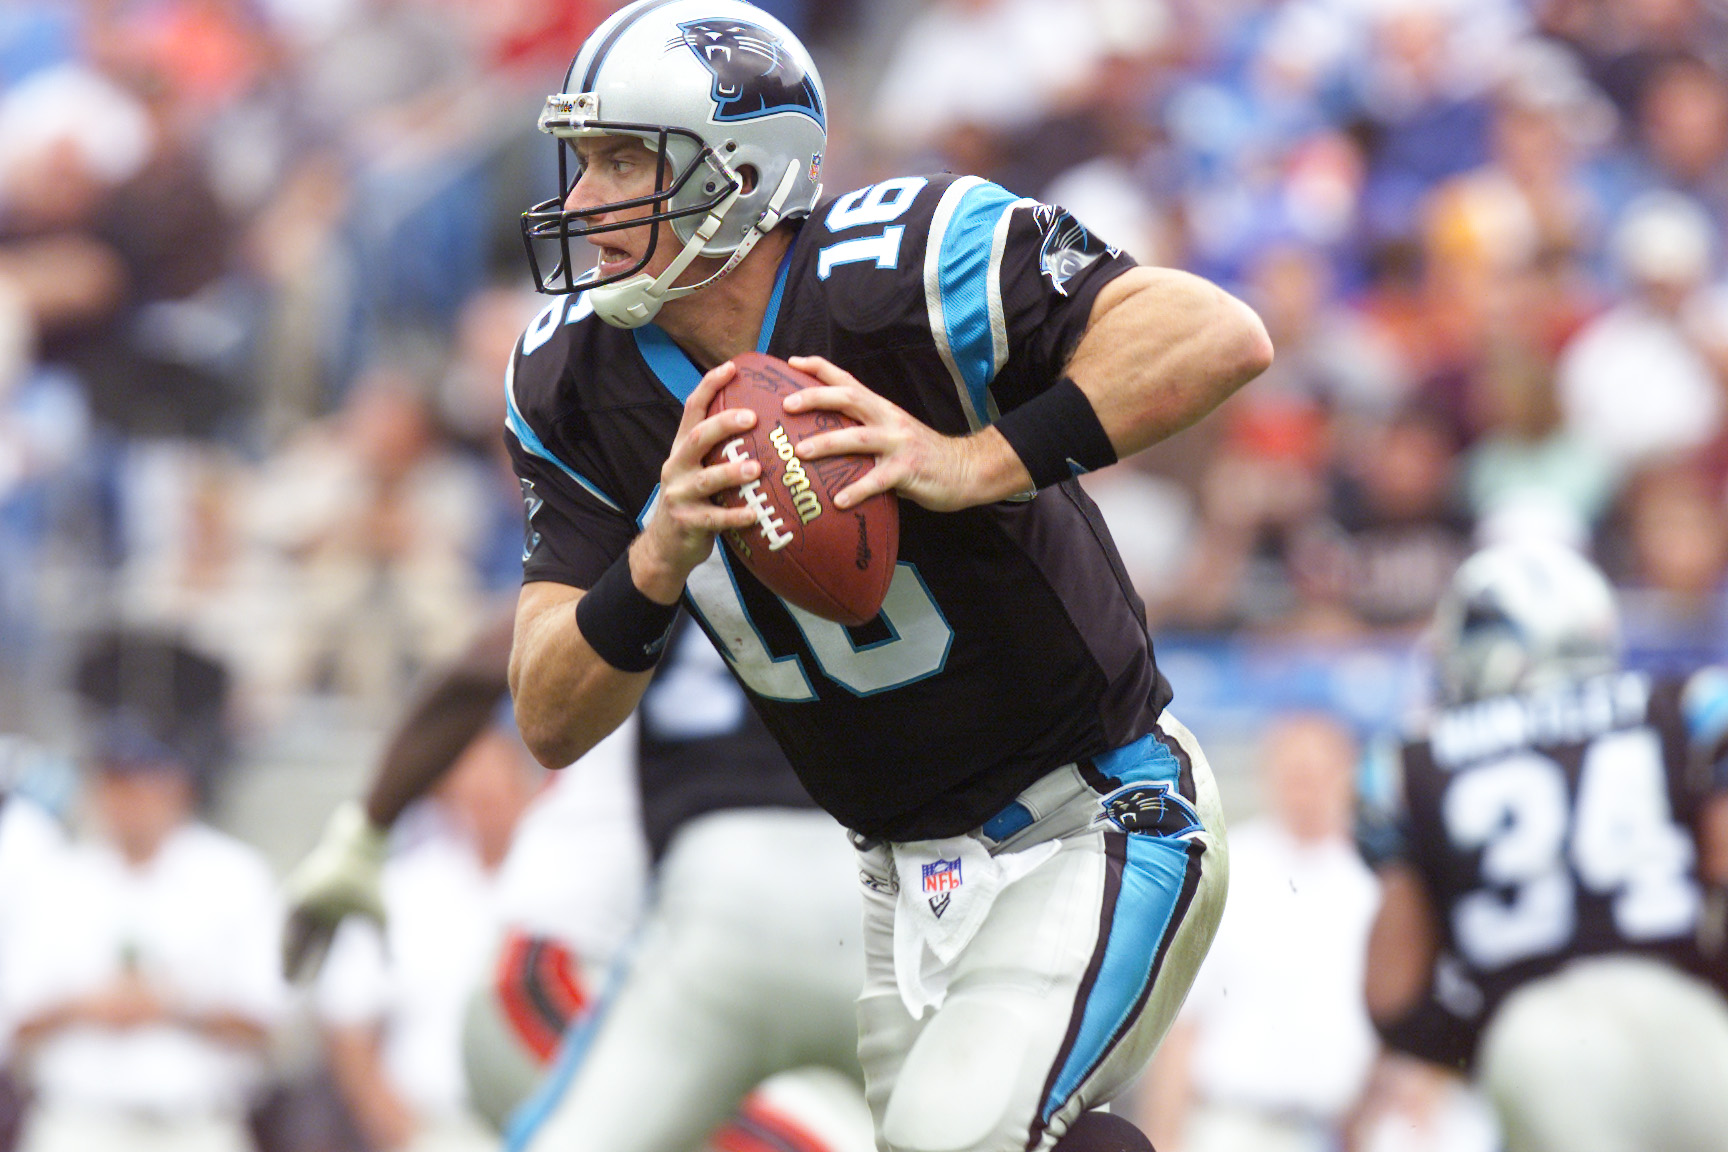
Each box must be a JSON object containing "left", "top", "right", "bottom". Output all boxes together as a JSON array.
[{"left": 704, "top": 352, "right": 899, "bottom": 627}]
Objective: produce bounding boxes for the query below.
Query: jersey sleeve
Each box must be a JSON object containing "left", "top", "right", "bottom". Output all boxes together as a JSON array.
[
  {"left": 1373, "top": 957, "right": 1484, "bottom": 1073},
  {"left": 915, "top": 177, "right": 1137, "bottom": 428},
  {"left": 504, "top": 341, "right": 637, "bottom": 590},
  {"left": 1682, "top": 666, "right": 1728, "bottom": 790},
  {"left": 508, "top": 440, "right": 635, "bottom": 589},
  {"left": 1355, "top": 732, "right": 1416, "bottom": 869},
  {"left": 989, "top": 198, "right": 1138, "bottom": 407}
]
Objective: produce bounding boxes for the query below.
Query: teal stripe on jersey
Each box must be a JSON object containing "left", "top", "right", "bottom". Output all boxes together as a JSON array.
[
  {"left": 633, "top": 325, "right": 702, "bottom": 402},
  {"left": 1093, "top": 732, "right": 1181, "bottom": 786},
  {"left": 1684, "top": 667, "right": 1728, "bottom": 748},
  {"left": 634, "top": 243, "right": 796, "bottom": 403},
  {"left": 936, "top": 181, "right": 1023, "bottom": 421},
  {"left": 505, "top": 358, "right": 622, "bottom": 513},
  {"left": 1042, "top": 835, "right": 1191, "bottom": 1121},
  {"left": 758, "top": 241, "right": 794, "bottom": 350}
]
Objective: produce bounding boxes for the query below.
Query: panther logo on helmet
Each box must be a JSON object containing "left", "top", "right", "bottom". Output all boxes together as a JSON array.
[
  {"left": 671, "top": 19, "right": 823, "bottom": 126},
  {"left": 1431, "top": 540, "right": 1621, "bottom": 705}
]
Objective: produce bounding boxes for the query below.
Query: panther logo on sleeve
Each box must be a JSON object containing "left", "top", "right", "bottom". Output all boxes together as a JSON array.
[
  {"left": 1033, "top": 204, "right": 1117, "bottom": 295},
  {"left": 670, "top": 19, "right": 823, "bottom": 125},
  {"left": 520, "top": 478, "right": 544, "bottom": 563}
]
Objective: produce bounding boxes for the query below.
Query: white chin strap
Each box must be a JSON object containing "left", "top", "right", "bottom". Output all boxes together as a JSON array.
[{"left": 589, "top": 159, "right": 806, "bottom": 330}]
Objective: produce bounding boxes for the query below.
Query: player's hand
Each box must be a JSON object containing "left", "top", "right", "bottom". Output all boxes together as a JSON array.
[
  {"left": 633, "top": 360, "right": 766, "bottom": 600},
  {"left": 783, "top": 355, "right": 1022, "bottom": 512},
  {"left": 280, "top": 801, "right": 389, "bottom": 983}
]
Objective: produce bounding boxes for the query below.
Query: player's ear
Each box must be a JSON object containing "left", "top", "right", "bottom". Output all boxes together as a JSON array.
[{"left": 738, "top": 165, "right": 759, "bottom": 195}]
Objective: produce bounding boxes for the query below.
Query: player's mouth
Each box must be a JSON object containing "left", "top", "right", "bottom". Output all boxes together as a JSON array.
[{"left": 595, "top": 244, "right": 637, "bottom": 275}]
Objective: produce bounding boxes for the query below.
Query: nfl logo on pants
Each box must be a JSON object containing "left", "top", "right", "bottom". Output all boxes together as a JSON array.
[{"left": 922, "top": 856, "right": 962, "bottom": 918}]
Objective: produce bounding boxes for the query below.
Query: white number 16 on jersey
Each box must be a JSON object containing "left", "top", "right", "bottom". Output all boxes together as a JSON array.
[{"left": 684, "top": 547, "right": 952, "bottom": 699}]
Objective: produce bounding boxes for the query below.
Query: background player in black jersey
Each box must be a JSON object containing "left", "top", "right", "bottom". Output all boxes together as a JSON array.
[
  {"left": 1362, "top": 539, "right": 1728, "bottom": 1152},
  {"left": 282, "top": 606, "right": 873, "bottom": 1152},
  {"left": 501, "top": 3, "right": 1271, "bottom": 1151}
]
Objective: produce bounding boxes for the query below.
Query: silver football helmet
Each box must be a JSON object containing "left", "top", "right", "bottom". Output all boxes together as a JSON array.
[
  {"left": 520, "top": 0, "right": 827, "bottom": 328},
  {"left": 1430, "top": 540, "right": 1621, "bottom": 705}
]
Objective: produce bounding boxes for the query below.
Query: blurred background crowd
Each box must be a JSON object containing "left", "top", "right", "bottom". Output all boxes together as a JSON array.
[{"left": 3, "top": 0, "right": 1728, "bottom": 1148}]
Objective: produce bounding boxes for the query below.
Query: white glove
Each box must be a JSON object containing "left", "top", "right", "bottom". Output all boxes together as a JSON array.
[{"left": 281, "top": 801, "right": 389, "bottom": 983}]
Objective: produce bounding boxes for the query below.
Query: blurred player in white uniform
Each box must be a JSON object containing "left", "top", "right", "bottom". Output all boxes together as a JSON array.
[
  {"left": 462, "top": 712, "right": 648, "bottom": 1127},
  {"left": 1363, "top": 540, "right": 1728, "bottom": 1152},
  {"left": 285, "top": 608, "right": 872, "bottom": 1152},
  {"left": 314, "top": 720, "right": 596, "bottom": 1152}
]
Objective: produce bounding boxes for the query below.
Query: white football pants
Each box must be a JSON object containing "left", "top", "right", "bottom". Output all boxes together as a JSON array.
[
  {"left": 855, "top": 713, "right": 1229, "bottom": 1152},
  {"left": 507, "top": 807, "right": 871, "bottom": 1152},
  {"left": 1477, "top": 954, "right": 1728, "bottom": 1152}
]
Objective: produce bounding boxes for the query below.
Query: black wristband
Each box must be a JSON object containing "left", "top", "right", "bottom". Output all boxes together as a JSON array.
[
  {"left": 991, "top": 376, "right": 1118, "bottom": 490},
  {"left": 574, "top": 554, "right": 679, "bottom": 673}
]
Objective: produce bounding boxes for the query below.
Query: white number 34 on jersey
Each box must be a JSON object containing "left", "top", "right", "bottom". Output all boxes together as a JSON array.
[{"left": 1443, "top": 726, "right": 1700, "bottom": 970}]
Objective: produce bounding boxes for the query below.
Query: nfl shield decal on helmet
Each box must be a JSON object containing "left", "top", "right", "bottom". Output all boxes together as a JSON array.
[
  {"left": 1034, "top": 204, "right": 1115, "bottom": 295},
  {"left": 672, "top": 19, "right": 824, "bottom": 125}
]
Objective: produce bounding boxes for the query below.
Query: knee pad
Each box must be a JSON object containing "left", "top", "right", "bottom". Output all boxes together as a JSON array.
[
  {"left": 463, "top": 983, "right": 546, "bottom": 1133},
  {"left": 462, "top": 932, "right": 593, "bottom": 1132},
  {"left": 882, "top": 995, "right": 1037, "bottom": 1152}
]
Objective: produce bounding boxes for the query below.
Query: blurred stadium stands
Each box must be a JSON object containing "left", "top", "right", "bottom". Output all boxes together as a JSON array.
[{"left": 5, "top": 0, "right": 1728, "bottom": 1146}]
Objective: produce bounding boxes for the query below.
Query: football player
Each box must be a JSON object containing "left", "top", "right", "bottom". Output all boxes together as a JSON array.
[
  {"left": 502, "top": 3, "right": 1271, "bottom": 1150},
  {"left": 1362, "top": 539, "right": 1728, "bottom": 1152},
  {"left": 283, "top": 607, "right": 874, "bottom": 1152}
]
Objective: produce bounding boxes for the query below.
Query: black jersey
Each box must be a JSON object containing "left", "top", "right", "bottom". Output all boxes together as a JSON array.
[
  {"left": 1378, "top": 668, "right": 1728, "bottom": 1048},
  {"left": 636, "top": 612, "right": 815, "bottom": 863},
  {"left": 506, "top": 173, "right": 1172, "bottom": 840}
]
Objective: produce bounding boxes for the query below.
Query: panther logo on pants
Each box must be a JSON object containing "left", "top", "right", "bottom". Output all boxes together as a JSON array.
[{"left": 1100, "top": 782, "right": 1203, "bottom": 839}]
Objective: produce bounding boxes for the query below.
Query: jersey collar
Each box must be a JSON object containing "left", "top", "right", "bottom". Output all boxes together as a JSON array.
[{"left": 632, "top": 239, "right": 797, "bottom": 404}]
